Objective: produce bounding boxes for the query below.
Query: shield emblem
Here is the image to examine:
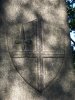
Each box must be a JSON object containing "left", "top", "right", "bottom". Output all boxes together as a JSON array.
[{"left": 6, "top": 19, "right": 65, "bottom": 92}]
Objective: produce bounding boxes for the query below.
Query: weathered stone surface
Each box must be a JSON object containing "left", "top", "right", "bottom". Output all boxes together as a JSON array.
[{"left": 0, "top": 0, "right": 75, "bottom": 100}]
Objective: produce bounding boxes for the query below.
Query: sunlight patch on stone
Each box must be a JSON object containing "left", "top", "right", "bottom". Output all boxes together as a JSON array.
[
  {"left": 47, "top": 35, "right": 57, "bottom": 46},
  {"left": 57, "top": 5, "right": 67, "bottom": 25},
  {"left": 22, "top": 8, "right": 36, "bottom": 22},
  {"left": 6, "top": 80, "right": 32, "bottom": 100},
  {"left": 13, "top": 58, "right": 25, "bottom": 66},
  {"left": 5, "top": 4, "right": 20, "bottom": 21},
  {"left": 10, "top": 0, "right": 29, "bottom": 5}
]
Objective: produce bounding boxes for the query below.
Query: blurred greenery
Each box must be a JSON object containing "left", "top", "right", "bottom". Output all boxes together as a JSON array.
[
  {"left": 66, "top": 0, "right": 75, "bottom": 69},
  {"left": 66, "top": 0, "right": 75, "bottom": 30}
]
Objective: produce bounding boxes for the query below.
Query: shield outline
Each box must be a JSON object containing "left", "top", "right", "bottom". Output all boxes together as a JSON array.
[{"left": 5, "top": 19, "right": 65, "bottom": 92}]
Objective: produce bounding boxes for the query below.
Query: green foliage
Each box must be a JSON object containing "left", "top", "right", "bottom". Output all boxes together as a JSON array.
[
  {"left": 66, "top": 0, "right": 75, "bottom": 30},
  {"left": 66, "top": 0, "right": 75, "bottom": 69}
]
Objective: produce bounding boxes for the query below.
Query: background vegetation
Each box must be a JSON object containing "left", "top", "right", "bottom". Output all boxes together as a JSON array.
[{"left": 66, "top": 0, "right": 75, "bottom": 68}]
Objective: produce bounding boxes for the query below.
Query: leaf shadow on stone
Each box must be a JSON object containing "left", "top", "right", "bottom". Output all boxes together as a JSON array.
[{"left": 0, "top": 0, "right": 74, "bottom": 100}]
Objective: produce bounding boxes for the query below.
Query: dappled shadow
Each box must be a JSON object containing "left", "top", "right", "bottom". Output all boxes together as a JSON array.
[
  {"left": 0, "top": 0, "right": 75, "bottom": 100},
  {"left": 42, "top": 81, "right": 74, "bottom": 100}
]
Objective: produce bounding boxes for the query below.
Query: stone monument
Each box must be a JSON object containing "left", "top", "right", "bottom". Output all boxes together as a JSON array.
[{"left": 0, "top": 0, "right": 74, "bottom": 100}]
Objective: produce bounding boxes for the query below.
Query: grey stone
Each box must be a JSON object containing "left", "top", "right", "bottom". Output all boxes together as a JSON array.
[{"left": 0, "top": 0, "right": 75, "bottom": 100}]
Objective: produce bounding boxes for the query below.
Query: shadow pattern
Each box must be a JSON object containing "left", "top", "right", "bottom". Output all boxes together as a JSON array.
[{"left": 0, "top": 0, "right": 74, "bottom": 100}]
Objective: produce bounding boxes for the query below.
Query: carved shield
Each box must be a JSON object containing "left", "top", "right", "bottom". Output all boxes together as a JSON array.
[{"left": 6, "top": 19, "right": 65, "bottom": 92}]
